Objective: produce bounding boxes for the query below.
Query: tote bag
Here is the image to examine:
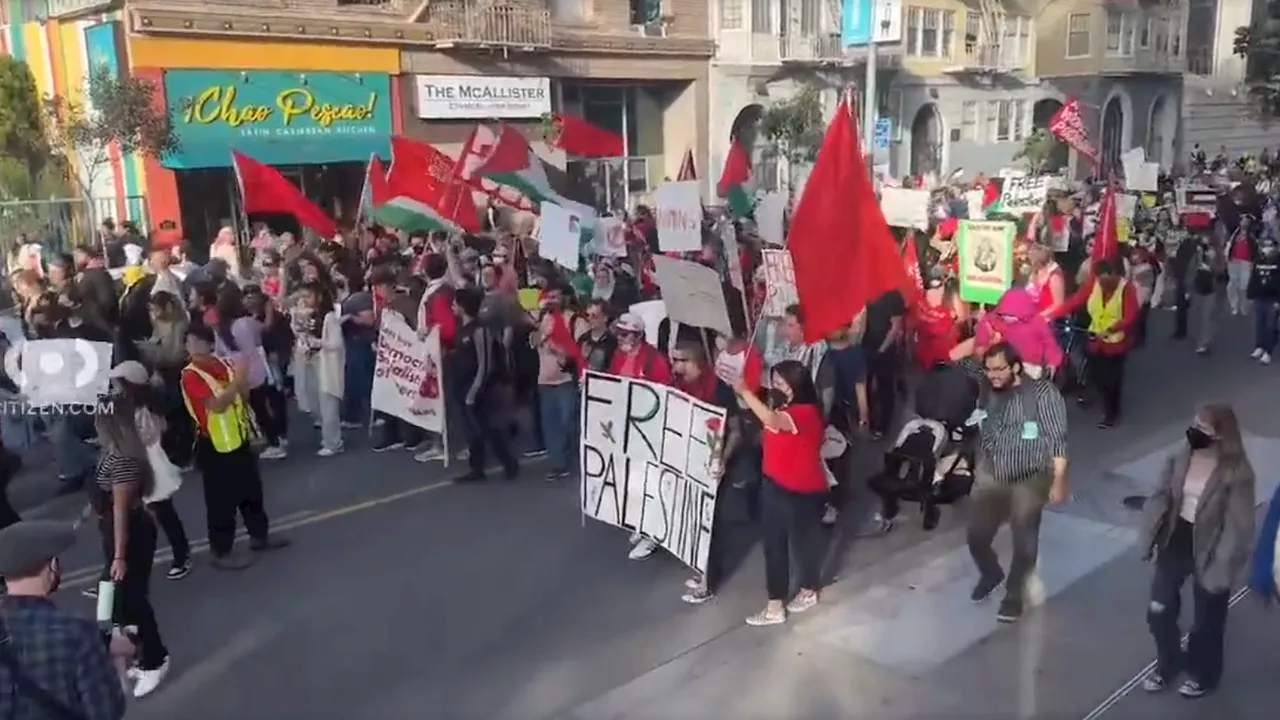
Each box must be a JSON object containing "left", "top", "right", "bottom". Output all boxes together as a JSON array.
[{"left": 144, "top": 441, "right": 183, "bottom": 504}]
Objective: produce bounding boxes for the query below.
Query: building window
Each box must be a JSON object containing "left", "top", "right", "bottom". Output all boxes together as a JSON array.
[
  {"left": 1121, "top": 14, "right": 1135, "bottom": 54},
  {"left": 962, "top": 101, "right": 979, "bottom": 140},
  {"left": 942, "top": 11, "right": 955, "bottom": 58},
  {"left": 922, "top": 9, "right": 940, "bottom": 56},
  {"left": 987, "top": 100, "right": 1014, "bottom": 142},
  {"left": 1139, "top": 16, "right": 1151, "bottom": 48},
  {"left": 1155, "top": 17, "right": 1168, "bottom": 52},
  {"left": 720, "top": 0, "right": 743, "bottom": 29},
  {"left": 906, "top": 7, "right": 920, "bottom": 55},
  {"left": 1172, "top": 15, "right": 1183, "bottom": 56},
  {"left": 965, "top": 10, "right": 981, "bottom": 54},
  {"left": 1106, "top": 10, "right": 1122, "bottom": 53},
  {"left": 799, "top": 0, "right": 820, "bottom": 35},
  {"left": 1067, "top": 13, "right": 1090, "bottom": 58},
  {"left": 1012, "top": 100, "right": 1026, "bottom": 142},
  {"left": 756, "top": 147, "right": 780, "bottom": 193},
  {"left": 986, "top": 100, "right": 999, "bottom": 141},
  {"left": 1018, "top": 16, "right": 1031, "bottom": 64},
  {"left": 751, "top": 0, "right": 773, "bottom": 34}
]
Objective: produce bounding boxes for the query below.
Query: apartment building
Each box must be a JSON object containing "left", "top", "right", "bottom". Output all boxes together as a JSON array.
[
  {"left": 2, "top": 0, "right": 714, "bottom": 233},
  {"left": 1035, "top": 0, "right": 1186, "bottom": 173},
  {"left": 1181, "top": 0, "right": 1271, "bottom": 160}
]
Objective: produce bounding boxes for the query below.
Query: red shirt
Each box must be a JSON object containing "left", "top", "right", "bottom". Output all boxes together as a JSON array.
[
  {"left": 912, "top": 301, "right": 958, "bottom": 370},
  {"left": 608, "top": 343, "right": 673, "bottom": 385},
  {"left": 181, "top": 356, "right": 233, "bottom": 433},
  {"left": 1054, "top": 275, "right": 1140, "bottom": 355},
  {"left": 762, "top": 403, "right": 828, "bottom": 494}
]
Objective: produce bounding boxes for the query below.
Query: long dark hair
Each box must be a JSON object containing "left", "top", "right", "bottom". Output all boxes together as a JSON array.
[
  {"left": 94, "top": 394, "right": 155, "bottom": 499},
  {"left": 770, "top": 359, "right": 819, "bottom": 407},
  {"left": 215, "top": 286, "right": 248, "bottom": 351}
]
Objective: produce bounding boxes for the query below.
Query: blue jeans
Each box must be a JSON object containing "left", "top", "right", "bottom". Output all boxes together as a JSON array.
[
  {"left": 343, "top": 339, "right": 376, "bottom": 425},
  {"left": 537, "top": 382, "right": 578, "bottom": 474},
  {"left": 1253, "top": 299, "right": 1279, "bottom": 354}
]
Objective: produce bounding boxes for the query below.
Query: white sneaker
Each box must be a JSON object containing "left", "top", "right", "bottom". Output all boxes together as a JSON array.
[
  {"left": 132, "top": 657, "right": 170, "bottom": 698},
  {"left": 317, "top": 445, "right": 344, "bottom": 457},
  {"left": 628, "top": 538, "right": 658, "bottom": 560},
  {"left": 1251, "top": 348, "right": 1264, "bottom": 359},
  {"left": 628, "top": 531, "right": 642, "bottom": 545},
  {"left": 414, "top": 447, "right": 446, "bottom": 463},
  {"left": 260, "top": 446, "right": 288, "bottom": 460},
  {"left": 1262, "top": 352, "right": 1272, "bottom": 365}
]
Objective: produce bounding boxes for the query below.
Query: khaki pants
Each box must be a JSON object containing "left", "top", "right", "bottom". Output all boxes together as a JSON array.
[{"left": 966, "top": 473, "right": 1050, "bottom": 602}]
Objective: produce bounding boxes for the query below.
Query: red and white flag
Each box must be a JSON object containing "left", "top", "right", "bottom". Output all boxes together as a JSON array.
[{"left": 1048, "top": 98, "right": 1098, "bottom": 165}]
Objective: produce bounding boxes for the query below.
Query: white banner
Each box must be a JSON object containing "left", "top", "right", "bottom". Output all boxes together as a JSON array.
[
  {"left": 761, "top": 249, "right": 798, "bottom": 317},
  {"left": 651, "top": 255, "right": 732, "bottom": 336},
  {"left": 414, "top": 75, "right": 551, "bottom": 120},
  {"left": 999, "top": 176, "right": 1049, "bottom": 214},
  {"left": 755, "top": 191, "right": 787, "bottom": 246},
  {"left": 880, "top": 187, "right": 930, "bottom": 229},
  {"left": 370, "top": 311, "right": 445, "bottom": 433},
  {"left": 654, "top": 180, "right": 703, "bottom": 252},
  {"left": 538, "top": 201, "right": 585, "bottom": 269},
  {"left": 580, "top": 371, "right": 727, "bottom": 573},
  {"left": 592, "top": 216, "right": 628, "bottom": 257}
]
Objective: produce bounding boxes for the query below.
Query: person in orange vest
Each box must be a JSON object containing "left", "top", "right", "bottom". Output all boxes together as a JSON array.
[{"left": 1052, "top": 259, "right": 1139, "bottom": 428}]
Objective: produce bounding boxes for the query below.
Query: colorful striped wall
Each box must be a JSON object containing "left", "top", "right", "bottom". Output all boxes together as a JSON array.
[{"left": 1, "top": 3, "right": 147, "bottom": 225}]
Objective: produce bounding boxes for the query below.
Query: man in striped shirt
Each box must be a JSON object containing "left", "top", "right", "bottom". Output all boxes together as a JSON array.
[{"left": 961, "top": 341, "right": 1069, "bottom": 624}]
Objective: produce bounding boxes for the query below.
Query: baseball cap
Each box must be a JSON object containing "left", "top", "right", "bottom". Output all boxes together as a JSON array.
[
  {"left": 615, "top": 312, "right": 645, "bottom": 334},
  {"left": 109, "top": 360, "right": 149, "bottom": 386}
]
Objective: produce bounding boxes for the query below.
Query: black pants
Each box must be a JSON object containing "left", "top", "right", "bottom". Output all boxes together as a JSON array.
[
  {"left": 866, "top": 348, "right": 898, "bottom": 436},
  {"left": 457, "top": 386, "right": 518, "bottom": 478},
  {"left": 1135, "top": 305, "right": 1151, "bottom": 348},
  {"left": 100, "top": 510, "right": 168, "bottom": 670},
  {"left": 248, "top": 385, "right": 287, "bottom": 447},
  {"left": 195, "top": 439, "right": 270, "bottom": 557},
  {"left": 374, "top": 411, "right": 424, "bottom": 448},
  {"left": 148, "top": 498, "right": 190, "bottom": 565},
  {"left": 1174, "top": 283, "right": 1190, "bottom": 338},
  {"left": 760, "top": 479, "right": 826, "bottom": 601},
  {"left": 1148, "top": 518, "right": 1230, "bottom": 689},
  {"left": 1088, "top": 351, "right": 1127, "bottom": 422},
  {"left": 161, "top": 405, "right": 195, "bottom": 468}
]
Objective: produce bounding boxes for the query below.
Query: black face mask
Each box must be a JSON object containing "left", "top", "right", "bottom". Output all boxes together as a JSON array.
[{"left": 1186, "top": 427, "right": 1214, "bottom": 450}]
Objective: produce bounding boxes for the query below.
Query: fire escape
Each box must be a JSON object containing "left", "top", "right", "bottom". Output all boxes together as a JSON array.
[
  {"left": 418, "top": 0, "right": 553, "bottom": 51},
  {"left": 944, "top": 0, "right": 1018, "bottom": 78},
  {"left": 777, "top": 0, "right": 846, "bottom": 64}
]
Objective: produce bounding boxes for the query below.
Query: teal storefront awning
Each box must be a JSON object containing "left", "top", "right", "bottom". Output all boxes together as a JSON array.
[{"left": 161, "top": 69, "right": 393, "bottom": 170}]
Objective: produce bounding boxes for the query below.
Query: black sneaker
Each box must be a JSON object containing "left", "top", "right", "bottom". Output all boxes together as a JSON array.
[
  {"left": 996, "top": 596, "right": 1023, "bottom": 623},
  {"left": 372, "top": 441, "right": 405, "bottom": 453},
  {"left": 544, "top": 470, "right": 569, "bottom": 482},
  {"left": 250, "top": 536, "right": 291, "bottom": 552},
  {"left": 1178, "top": 679, "right": 1209, "bottom": 699},
  {"left": 166, "top": 559, "right": 192, "bottom": 580},
  {"left": 970, "top": 573, "right": 1004, "bottom": 603}
]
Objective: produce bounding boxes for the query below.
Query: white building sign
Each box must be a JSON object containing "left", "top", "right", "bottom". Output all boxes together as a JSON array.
[{"left": 414, "top": 75, "right": 552, "bottom": 120}]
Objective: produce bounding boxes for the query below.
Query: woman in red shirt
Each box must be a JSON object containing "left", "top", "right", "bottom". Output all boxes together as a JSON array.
[
  {"left": 912, "top": 267, "right": 967, "bottom": 370},
  {"left": 732, "top": 359, "right": 828, "bottom": 627}
]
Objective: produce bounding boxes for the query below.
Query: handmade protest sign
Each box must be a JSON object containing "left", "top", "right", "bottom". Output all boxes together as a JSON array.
[
  {"left": 964, "top": 189, "right": 986, "bottom": 218},
  {"left": 880, "top": 187, "right": 930, "bottom": 229},
  {"left": 370, "top": 311, "right": 445, "bottom": 432},
  {"left": 538, "top": 201, "right": 584, "bottom": 269},
  {"left": 593, "top": 216, "right": 628, "bottom": 257},
  {"left": 1175, "top": 184, "right": 1218, "bottom": 216},
  {"left": 651, "top": 255, "right": 732, "bottom": 336},
  {"left": 998, "top": 176, "right": 1048, "bottom": 215},
  {"left": 956, "top": 220, "right": 1015, "bottom": 305},
  {"left": 720, "top": 221, "right": 744, "bottom": 291},
  {"left": 756, "top": 191, "right": 787, "bottom": 246},
  {"left": 579, "top": 371, "right": 727, "bottom": 573},
  {"left": 760, "top": 248, "right": 798, "bottom": 317},
  {"left": 654, "top": 180, "right": 702, "bottom": 252},
  {"left": 628, "top": 300, "right": 667, "bottom": 347}
]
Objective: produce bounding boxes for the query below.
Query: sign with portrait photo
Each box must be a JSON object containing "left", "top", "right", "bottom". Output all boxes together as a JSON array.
[{"left": 956, "top": 220, "right": 1015, "bottom": 305}]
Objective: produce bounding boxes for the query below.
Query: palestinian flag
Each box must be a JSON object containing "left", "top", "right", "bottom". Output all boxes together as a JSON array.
[
  {"left": 457, "top": 123, "right": 596, "bottom": 221},
  {"left": 364, "top": 155, "right": 457, "bottom": 234},
  {"left": 717, "top": 140, "right": 752, "bottom": 218},
  {"left": 388, "top": 136, "right": 480, "bottom": 232}
]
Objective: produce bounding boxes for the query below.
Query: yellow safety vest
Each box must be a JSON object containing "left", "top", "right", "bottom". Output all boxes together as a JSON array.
[
  {"left": 1087, "top": 279, "right": 1127, "bottom": 344},
  {"left": 182, "top": 359, "right": 250, "bottom": 453}
]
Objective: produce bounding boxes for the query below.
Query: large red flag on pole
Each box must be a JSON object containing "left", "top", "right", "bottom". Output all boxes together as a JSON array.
[
  {"left": 1091, "top": 177, "right": 1120, "bottom": 264},
  {"left": 232, "top": 151, "right": 337, "bottom": 239},
  {"left": 786, "top": 95, "right": 909, "bottom": 342}
]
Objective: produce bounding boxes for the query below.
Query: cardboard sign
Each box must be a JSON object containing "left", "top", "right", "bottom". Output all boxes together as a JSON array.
[
  {"left": 760, "top": 249, "right": 798, "bottom": 317},
  {"left": 651, "top": 255, "right": 732, "bottom": 336},
  {"left": 370, "top": 311, "right": 445, "bottom": 432},
  {"left": 538, "top": 201, "right": 584, "bottom": 269},
  {"left": 720, "top": 221, "right": 744, "bottom": 291},
  {"left": 964, "top": 189, "right": 986, "bottom": 218},
  {"left": 592, "top": 216, "right": 628, "bottom": 257},
  {"left": 756, "top": 191, "right": 787, "bottom": 246},
  {"left": 1176, "top": 185, "right": 1218, "bottom": 216},
  {"left": 956, "top": 220, "right": 1015, "bottom": 305},
  {"left": 999, "top": 176, "right": 1049, "bottom": 215},
  {"left": 654, "top": 180, "right": 703, "bottom": 252},
  {"left": 628, "top": 300, "right": 667, "bottom": 347},
  {"left": 579, "top": 371, "right": 727, "bottom": 573},
  {"left": 880, "top": 187, "right": 930, "bottom": 229}
]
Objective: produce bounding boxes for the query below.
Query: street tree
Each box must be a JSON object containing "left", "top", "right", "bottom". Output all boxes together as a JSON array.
[
  {"left": 1014, "top": 128, "right": 1067, "bottom": 173},
  {"left": 43, "top": 64, "right": 179, "bottom": 209},
  {"left": 0, "top": 57, "right": 52, "bottom": 197},
  {"left": 1234, "top": 4, "right": 1280, "bottom": 119},
  {"left": 759, "top": 86, "right": 826, "bottom": 197}
]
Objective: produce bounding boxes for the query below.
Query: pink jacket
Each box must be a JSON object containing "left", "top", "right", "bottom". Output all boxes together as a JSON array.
[{"left": 975, "top": 287, "right": 1064, "bottom": 370}]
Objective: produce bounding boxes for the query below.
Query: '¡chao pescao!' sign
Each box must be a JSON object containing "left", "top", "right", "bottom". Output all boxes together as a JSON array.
[{"left": 181, "top": 85, "right": 379, "bottom": 135}]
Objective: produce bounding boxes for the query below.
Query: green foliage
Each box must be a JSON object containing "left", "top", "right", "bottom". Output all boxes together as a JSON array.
[
  {"left": 1234, "top": 6, "right": 1280, "bottom": 118},
  {"left": 1013, "top": 128, "right": 1062, "bottom": 173},
  {"left": 43, "top": 64, "right": 179, "bottom": 192},
  {"left": 0, "top": 57, "right": 52, "bottom": 197},
  {"left": 759, "top": 86, "right": 825, "bottom": 189}
]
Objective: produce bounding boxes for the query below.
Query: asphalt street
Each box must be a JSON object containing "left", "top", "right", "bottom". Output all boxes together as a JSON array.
[{"left": 9, "top": 309, "right": 1280, "bottom": 719}]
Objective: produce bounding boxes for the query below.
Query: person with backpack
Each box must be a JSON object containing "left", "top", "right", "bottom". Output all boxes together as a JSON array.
[{"left": 451, "top": 287, "right": 519, "bottom": 484}]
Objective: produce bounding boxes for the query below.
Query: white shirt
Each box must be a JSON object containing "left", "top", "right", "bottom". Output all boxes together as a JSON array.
[{"left": 1180, "top": 452, "right": 1215, "bottom": 522}]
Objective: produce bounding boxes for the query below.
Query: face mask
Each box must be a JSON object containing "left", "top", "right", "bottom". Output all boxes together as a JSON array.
[
  {"left": 617, "top": 336, "right": 637, "bottom": 352},
  {"left": 1186, "top": 426, "right": 1214, "bottom": 450},
  {"left": 765, "top": 388, "right": 789, "bottom": 409}
]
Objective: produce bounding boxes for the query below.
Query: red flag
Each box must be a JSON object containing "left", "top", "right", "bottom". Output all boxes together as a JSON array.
[
  {"left": 677, "top": 148, "right": 697, "bottom": 181},
  {"left": 787, "top": 97, "right": 909, "bottom": 342},
  {"left": 547, "top": 114, "right": 624, "bottom": 158},
  {"left": 389, "top": 136, "right": 480, "bottom": 232},
  {"left": 901, "top": 233, "right": 924, "bottom": 307},
  {"left": 1092, "top": 179, "right": 1119, "bottom": 263},
  {"left": 232, "top": 151, "right": 337, "bottom": 239},
  {"left": 1048, "top": 98, "right": 1099, "bottom": 164}
]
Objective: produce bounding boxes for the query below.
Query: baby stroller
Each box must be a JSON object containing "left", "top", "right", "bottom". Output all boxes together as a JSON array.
[{"left": 868, "top": 363, "right": 981, "bottom": 530}]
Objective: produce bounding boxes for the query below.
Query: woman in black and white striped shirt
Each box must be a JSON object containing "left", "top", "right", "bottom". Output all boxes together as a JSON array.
[{"left": 94, "top": 397, "right": 172, "bottom": 698}]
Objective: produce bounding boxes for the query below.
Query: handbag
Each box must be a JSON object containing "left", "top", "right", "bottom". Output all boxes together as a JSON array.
[
  {"left": 144, "top": 441, "right": 183, "bottom": 503},
  {"left": 0, "top": 620, "right": 89, "bottom": 720}
]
